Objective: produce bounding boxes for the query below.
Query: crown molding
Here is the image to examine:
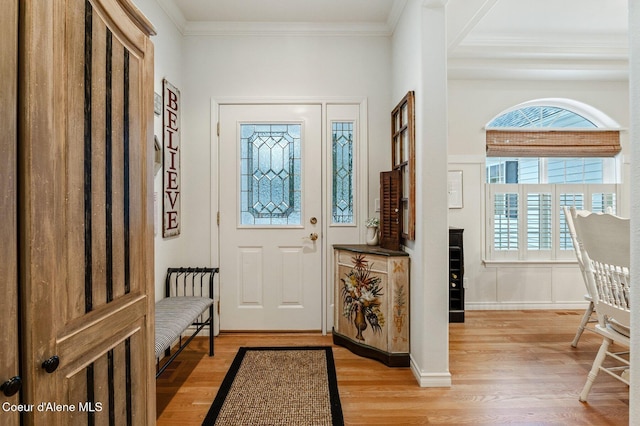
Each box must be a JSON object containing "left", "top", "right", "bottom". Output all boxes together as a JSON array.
[
  {"left": 448, "top": 32, "right": 629, "bottom": 80},
  {"left": 448, "top": 35, "right": 629, "bottom": 80},
  {"left": 448, "top": 57, "right": 629, "bottom": 81},
  {"left": 447, "top": 0, "right": 500, "bottom": 53},
  {"left": 387, "top": 0, "right": 408, "bottom": 34},
  {"left": 448, "top": 34, "right": 629, "bottom": 76},
  {"left": 183, "top": 21, "right": 392, "bottom": 37},
  {"left": 153, "top": 0, "right": 408, "bottom": 37},
  {"left": 459, "top": 32, "right": 628, "bottom": 52},
  {"left": 422, "top": 0, "right": 448, "bottom": 8},
  {"left": 155, "top": 0, "right": 187, "bottom": 33},
  {"left": 450, "top": 45, "right": 628, "bottom": 61}
]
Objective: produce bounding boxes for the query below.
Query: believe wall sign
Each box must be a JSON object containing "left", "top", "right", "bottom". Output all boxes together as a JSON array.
[{"left": 163, "top": 79, "right": 180, "bottom": 237}]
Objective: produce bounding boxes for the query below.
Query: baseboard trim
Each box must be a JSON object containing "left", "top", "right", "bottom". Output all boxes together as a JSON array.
[
  {"left": 466, "top": 301, "right": 590, "bottom": 310},
  {"left": 410, "top": 356, "right": 452, "bottom": 388}
]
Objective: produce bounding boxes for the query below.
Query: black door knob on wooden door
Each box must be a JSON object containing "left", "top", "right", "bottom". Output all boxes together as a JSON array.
[
  {"left": 1, "top": 376, "right": 22, "bottom": 397},
  {"left": 42, "top": 355, "right": 60, "bottom": 373}
]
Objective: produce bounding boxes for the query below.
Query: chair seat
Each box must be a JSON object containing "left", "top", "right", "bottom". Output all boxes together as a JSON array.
[{"left": 606, "top": 319, "right": 630, "bottom": 339}]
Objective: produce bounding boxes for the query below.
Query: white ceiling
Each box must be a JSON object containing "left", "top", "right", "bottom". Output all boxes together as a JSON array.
[{"left": 156, "top": 0, "right": 629, "bottom": 79}]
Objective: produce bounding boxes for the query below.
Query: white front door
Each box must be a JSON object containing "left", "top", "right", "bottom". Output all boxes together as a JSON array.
[{"left": 219, "top": 104, "right": 322, "bottom": 331}]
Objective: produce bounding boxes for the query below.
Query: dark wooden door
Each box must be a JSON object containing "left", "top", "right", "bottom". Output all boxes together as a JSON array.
[
  {"left": 18, "top": 0, "right": 156, "bottom": 424},
  {"left": 0, "top": 1, "right": 20, "bottom": 424}
]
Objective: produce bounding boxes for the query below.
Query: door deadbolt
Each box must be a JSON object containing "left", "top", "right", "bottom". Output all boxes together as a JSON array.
[{"left": 310, "top": 217, "right": 317, "bottom": 225}]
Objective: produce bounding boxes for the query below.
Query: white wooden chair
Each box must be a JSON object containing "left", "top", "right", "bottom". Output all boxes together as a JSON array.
[
  {"left": 572, "top": 210, "right": 630, "bottom": 402},
  {"left": 563, "top": 206, "right": 597, "bottom": 347}
]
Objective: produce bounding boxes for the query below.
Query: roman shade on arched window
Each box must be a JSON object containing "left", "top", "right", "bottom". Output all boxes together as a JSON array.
[
  {"left": 486, "top": 103, "right": 621, "bottom": 157},
  {"left": 486, "top": 129, "right": 621, "bottom": 157}
]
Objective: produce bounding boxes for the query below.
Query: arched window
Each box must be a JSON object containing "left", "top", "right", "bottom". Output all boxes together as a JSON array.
[
  {"left": 487, "top": 98, "right": 620, "bottom": 128},
  {"left": 488, "top": 105, "right": 597, "bottom": 128},
  {"left": 484, "top": 99, "right": 621, "bottom": 261}
]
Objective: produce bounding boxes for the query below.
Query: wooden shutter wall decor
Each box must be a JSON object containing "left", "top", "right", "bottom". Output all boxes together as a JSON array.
[
  {"left": 380, "top": 170, "right": 402, "bottom": 251},
  {"left": 486, "top": 130, "right": 621, "bottom": 157}
]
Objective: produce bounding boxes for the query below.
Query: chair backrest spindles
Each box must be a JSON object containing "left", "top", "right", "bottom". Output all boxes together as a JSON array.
[
  {"left": 573, "top": 210, "right": 630, "bottom": 329},
  {"left": 563, "top": 206, "right": 591, "bottom": 298}
]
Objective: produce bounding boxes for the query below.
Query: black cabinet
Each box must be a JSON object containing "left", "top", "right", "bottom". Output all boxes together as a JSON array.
[{"left": 449, "top": 228, "right": 464, "bottom": 323}]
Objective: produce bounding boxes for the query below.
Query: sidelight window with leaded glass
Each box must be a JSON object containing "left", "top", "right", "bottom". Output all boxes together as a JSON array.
[
  {"left": 240, "top": 123, "right": 301, "bottom": 226},
  {"left": 332, "top": 122, "right": 354, "bottom": 224}
]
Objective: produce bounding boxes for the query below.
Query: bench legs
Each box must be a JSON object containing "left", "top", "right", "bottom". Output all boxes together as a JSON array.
[
  {"left": 156, "top": 312, "right": 215, "bottom": 379},
  {"left": 208, "top": 304, "right": 214, "bottom": 356}
]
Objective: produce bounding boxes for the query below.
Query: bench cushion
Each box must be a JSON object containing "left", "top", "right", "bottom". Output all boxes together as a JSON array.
[{"left": 155, "top": 296, "right": 214, "bottom": 359}]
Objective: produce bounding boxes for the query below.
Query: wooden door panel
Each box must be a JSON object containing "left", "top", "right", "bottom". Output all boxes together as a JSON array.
[
  {"left": 0, "top": 1, "right": 19, "bottom": 425},
  {"left": 19, "top": 0, "right": 155, "bottom": 424},
  {"left": 89, "top": 7, "right": 110, "bottom": 311},
  {"left": 56, "top": 295, "right": 146, "bottom": 368},
  {"left": 65, "top": 0, "right": 89, "bottom": 320},
  {"left": 61, "top": 326, "right": 147, "bottom": 425}
]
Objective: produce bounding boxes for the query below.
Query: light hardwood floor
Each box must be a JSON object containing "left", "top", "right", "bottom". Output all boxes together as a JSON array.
[{"left": 156, "top": 310, "right": 629, "bottom": 425}]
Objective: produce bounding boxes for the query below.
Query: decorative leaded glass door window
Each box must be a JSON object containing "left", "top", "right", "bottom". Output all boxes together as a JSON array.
[
  {"left": 240, "top": 123, "right": 302, "bottom": 226},
  {"left": 332, "top": 122, "right": 354, "bottom": 224}
]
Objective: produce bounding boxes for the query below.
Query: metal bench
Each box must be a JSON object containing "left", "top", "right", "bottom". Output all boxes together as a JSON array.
[{"left": 155, "top": 267, "right": 218, "bottom": 378}]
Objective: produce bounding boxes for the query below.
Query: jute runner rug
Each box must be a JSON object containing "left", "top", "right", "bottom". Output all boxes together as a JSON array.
[{"left": 202, "top": 346, "right": 344, "bottom": 426}]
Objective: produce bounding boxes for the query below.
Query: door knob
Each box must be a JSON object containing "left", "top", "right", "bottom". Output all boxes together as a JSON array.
[
  {"left": 42, "top": 355, "right": 60, "bottom": 373},
  {"left": 309, "top": 233, "right": 318, "bottom": 241},
  {"left": 1, "top": 376, "right": 22, "bottom": 397}
]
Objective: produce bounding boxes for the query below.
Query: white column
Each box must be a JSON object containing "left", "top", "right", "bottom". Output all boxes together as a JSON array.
[
  {"left": 628, "top": 0, "right": 640, "bottom": 423},
  {"left": 415, "top": 0, "right": 451, "bottom": 386}
]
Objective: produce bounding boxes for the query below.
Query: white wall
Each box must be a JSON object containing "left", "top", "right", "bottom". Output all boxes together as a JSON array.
[
  {"left": 135, "top": 2, "right": 392, "bottom": 307},
  {"left": 180, "top": 34, "right": 393, "bottom": 326},
  {"left": 180, "top": 33, "right": 391, "bottom": 228},
  {"left": 179, "top": 34, "right": 391, "bottom": 332},
  {"left": 133, "top": 0, "right": 185, "bottom": 301},
  {"left": 447, "top": 78, "right": 630, "bottom": 309}
]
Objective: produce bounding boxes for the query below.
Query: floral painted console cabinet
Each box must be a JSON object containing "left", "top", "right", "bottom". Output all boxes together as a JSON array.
[{"left": 333, "top": 245, "right": 410, "bottom": 367}]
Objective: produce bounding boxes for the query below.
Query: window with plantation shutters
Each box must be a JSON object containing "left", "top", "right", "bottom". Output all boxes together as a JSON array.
[
  {"left": 485, "top": 100, "right": 621, "bottom": 261},
  {"left": 380, "top": 170, "right": 402, "bottom": 251}
]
